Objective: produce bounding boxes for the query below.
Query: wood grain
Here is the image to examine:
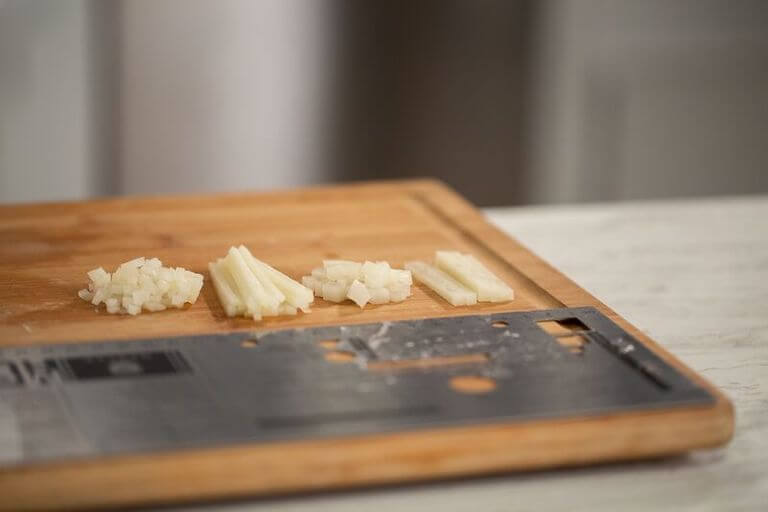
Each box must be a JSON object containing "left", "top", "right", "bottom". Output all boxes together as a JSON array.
[
  {"left": 0, "top": 180, "right": 733, "bottom": 511},
  {"left": 0, "top": 180, "right": 559, "bottom": 344}
]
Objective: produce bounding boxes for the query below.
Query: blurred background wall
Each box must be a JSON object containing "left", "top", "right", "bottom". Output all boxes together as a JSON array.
[
  {"left": 0, "top": 0, "right": 113, "bottom": 203},
  {"left": 528, "top": 0, "right": 768, "bottom": 203},
  {"left": 1, "top": 0, "right": 767, "bottom": 206}
]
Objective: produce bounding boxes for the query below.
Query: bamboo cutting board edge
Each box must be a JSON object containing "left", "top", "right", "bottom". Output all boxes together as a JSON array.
[{"left": 0, "top": 179, "right": 734, "bottom": 511}]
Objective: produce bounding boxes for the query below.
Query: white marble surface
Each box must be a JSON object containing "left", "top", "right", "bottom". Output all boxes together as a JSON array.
[{"left": 174, "top": 196, "right": 768, "bottom": 512}]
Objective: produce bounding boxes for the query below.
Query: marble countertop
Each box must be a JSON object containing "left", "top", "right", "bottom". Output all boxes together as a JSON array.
[{"left": 180, "top": 196, "right": 768, "bottom": 512}]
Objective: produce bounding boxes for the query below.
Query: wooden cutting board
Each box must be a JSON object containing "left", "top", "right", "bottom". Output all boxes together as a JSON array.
[{"left": 0, "top": 180, "right": 732, "bottom": 510}]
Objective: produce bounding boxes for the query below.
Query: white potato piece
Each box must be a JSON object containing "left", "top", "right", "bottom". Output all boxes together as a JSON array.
[
  {"left": 304, "top": 275, "right": 324, "bottom": 297},
  {"left": 105, "top": 297, "right": 120, "bottom": 314},
  {"left": 181, "top": 270, "right": 204, "bottom": 303},
  {"left": 361, "top": 261, "right": 390, "bottom": 288},
  {"left": 324, "top": 260, "right": 362, "bottom": 282},
  {"left": 208, "top": 260, "right": 244, "bottom": 317},
  {"left": 322, "top": 281, "right": 348, "bottom": 302},
  {"left": 238, "top": 246, "right": 285, "bottom": 314},
  {"left": 434, "top": 251, "right": 514, "bottom": 302},
  {"left": 405, "top": 260, "right": 477, "bottom": 306},
  {"left": 346, "top": 279, "right": 371, "bottom": 308},
  {"left": 122, "top": 257, "right": 145, "bottom": 268},
  {"left": 240, "top": 248, "right": 313, "bottom": 309},
  {"left": 302, "top": 276, "right": 318, "bottom": 294},
  {"left": 322, "top": 259, "right": 358, "bottom": 266},
  {"left": 278, "top": 304, "right": 298, "bottom": 315},
  {"left": 77, "top": 289, "right": 94, "bottom": 301},
  {"left": 388, "top": 268, "right": 413, "bottom": 287},
  {"left": 224, "top": 247, "right": 267, "bottom": 316},
  {"left": 368, "top": 286, "right": 390, "bottom": 305},
  {"left": 389, "top": 285, "right": 411, "bottom": 302},
  {"left": 262, "top": 270, "right": 312, "bottom": 308},
  {"left": 144, "top": 301, "right": 166, "bottom": 312},
  {"left": 87, "top": 267, "right": 110, "bottom": 286}
]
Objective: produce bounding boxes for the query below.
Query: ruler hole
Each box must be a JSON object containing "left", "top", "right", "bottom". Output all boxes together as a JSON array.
[
  {"left": 537, "top": 318, "right": 588, "bottom": 336},
  {"left": 324, "top": 350, "right": 356, "bottom": 363},
  {"left": 492, "top": 320, "right": 509, "bottom": 328},
  {"left": 450, "top": 375, "right": 496, "bottom": 394},
  {"left": 317, "top": 339, "right": 339, "bottom": 350},
  {"left": 559, "top": 318, "right": 588, "bottom": 331}
]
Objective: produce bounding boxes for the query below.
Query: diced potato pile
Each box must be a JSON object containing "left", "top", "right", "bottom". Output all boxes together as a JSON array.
[
  {"left": 406, "top": 250, "right": 514, "bottom": 306},
  {"left": 208, "top": 245, "right": 313, "bottom": 320},
  {"left": 301, "top": 260, "right": 413, "bottom": 308},
  {"left": 78, "top": 257, "right": 204, "bottom": 315}
]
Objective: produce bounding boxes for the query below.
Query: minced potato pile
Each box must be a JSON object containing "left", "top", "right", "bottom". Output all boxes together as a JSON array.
[{"left": 78, "top": 257, "right": 203, "bottom": 315}]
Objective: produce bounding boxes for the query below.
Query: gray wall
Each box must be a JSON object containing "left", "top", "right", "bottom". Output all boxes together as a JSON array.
[
  {"left": 527, "top": 0, "right": 768, "bottom": 203},
  {"left": 0, "top": 0, "right": 105, "bottom": 203},
  {"left": 1, "top": 0, "right": 766, "bottom": 205},
  {"left": 118, "top": 0, "right": 334, "bottom": 196},
  {"left": 329, "top": 0, "right": 532, "bottom": 206},
  {"left": 0, "top": 0, "right": 334, "bottom": 204}
]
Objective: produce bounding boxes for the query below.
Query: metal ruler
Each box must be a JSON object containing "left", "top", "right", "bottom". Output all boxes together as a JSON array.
[{"left": 0, "top": 307, "right": 713, "bottom": 467}]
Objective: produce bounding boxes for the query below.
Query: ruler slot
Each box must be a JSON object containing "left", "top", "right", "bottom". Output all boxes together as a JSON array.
[{"left": 0, "top": 307, "right": 714, "bottom": 467}]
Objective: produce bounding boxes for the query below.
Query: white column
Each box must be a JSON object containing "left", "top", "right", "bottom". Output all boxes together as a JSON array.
[
  {"left": 118, "top": 0, "right": 334, "bottom": 195},
  {"left": 0, "top": 0, "right": 98, "bottom": 203}
]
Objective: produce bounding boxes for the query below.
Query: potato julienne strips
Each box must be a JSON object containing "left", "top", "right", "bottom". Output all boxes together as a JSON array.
[
  {"left": 225, "top": 247, "right": 266, "bottom": 316},
  {"left": 434, "top": 250, "right": 514, "bottom": 302},
  {"left": 405, "top": 261, "right": 477, "bottom": 306},
  {"left": 243, "top": 246, "right": 313, "bottom": 309},
  {"left": 218, "top": 258, "right": 247, "bottom": 315},
  {"left": 208, "top": 246, "right": 313, "bottom": 320},
  {"left": 208, "top": 260, "right": 243, "bottom": 317},
  {"left": 238, "top": 246, "right": 285, "bottom": 312}
]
